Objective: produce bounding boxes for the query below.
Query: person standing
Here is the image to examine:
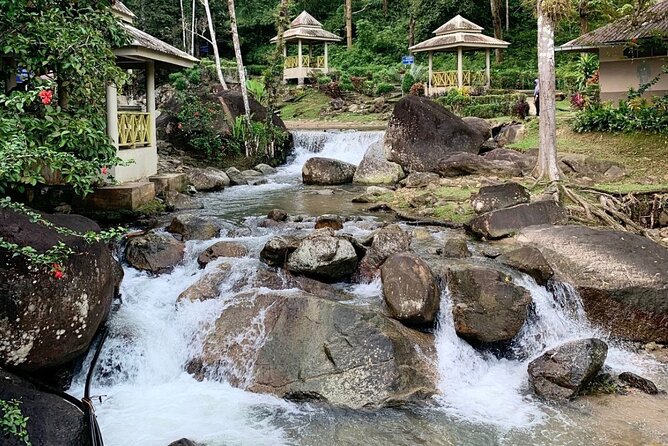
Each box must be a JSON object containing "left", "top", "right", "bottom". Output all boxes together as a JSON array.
[{"left": 534, "top": 78, "right": 540, "bottom": 117}]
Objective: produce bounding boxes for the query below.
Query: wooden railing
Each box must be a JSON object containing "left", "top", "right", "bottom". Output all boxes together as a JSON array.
[
  {"left": 284, "top": 55, "right": 326, "bottom": 69},
  {"left": 431, "top": 70, "right": 487, "bottom": 88},
  {"left": 118, "top": 112, "right": 151, "bottom": 148}
]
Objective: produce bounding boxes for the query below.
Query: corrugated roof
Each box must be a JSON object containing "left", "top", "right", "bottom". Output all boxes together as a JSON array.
[
  {"left": 560, "top": 0, "right": 668, "bottom": 50},
  {"left": 433, "top": 15, "right": 483, "bottom": 36},
  {"left": 271, "top": 11, "right": 341, "bottom": 43},
  {"left": 119, "top": 22, "right": 199, "bottom": 64},
  {"left": 410, "top": 20, "right": 510, "bottom": 53}
]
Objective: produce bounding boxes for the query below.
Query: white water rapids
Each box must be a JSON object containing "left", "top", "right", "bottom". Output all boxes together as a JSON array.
[{"left": 68, "top": 130, "right": 665, "bottom": 446}]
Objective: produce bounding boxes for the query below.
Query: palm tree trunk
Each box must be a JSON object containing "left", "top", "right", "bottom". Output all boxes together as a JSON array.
[
  {"left": 180, "top": 0, "right": 186, "bottom": 50},
  {"left": 491, "top": 0, "right": 504, "bottom": 62},
  {"left": 201, "top": 0, "right": 228, "bottom": 90},
  {"left": 536, "top": 1, "right": 559, "bottom": 182},
  {"left": 190, "top": 0, "right": 196, "bottom": 55},
  {"left": 227, "top": 0, "right": 253, "bottom": 156}
]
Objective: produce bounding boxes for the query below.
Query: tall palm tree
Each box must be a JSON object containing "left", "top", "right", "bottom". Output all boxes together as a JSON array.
[
  {"left": 227, "top": 0, "right": 253, "bottom": 155},
  {"left": 201, "top": 0, "right": 228, "bottom": 90}
]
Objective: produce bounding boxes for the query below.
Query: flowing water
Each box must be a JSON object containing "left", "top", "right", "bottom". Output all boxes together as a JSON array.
[{"left": 69, "top": 130, "right": 668, "bottom": 446}]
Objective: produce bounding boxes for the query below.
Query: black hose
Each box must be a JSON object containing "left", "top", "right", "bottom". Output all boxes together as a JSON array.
[{"left": 82, "top": 325, "right": 109, "bottom": 446}]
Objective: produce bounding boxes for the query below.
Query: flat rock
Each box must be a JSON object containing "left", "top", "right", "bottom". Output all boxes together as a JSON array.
[
  {"left": 497, "top": 246, "right": 554, "bottom": 285},
  {"left": 163, "top": 190, "right": 202, "bottom": 211},
  {"left": 436, "top": 152, "right": 522, "bottom": 178},
  {"left": 225, "top": 167, "right": 248, "bottom": 185},
  {"left": 197, "top": 241, "right": 248, "bottom": 267},
  {"left": 186, "top": 168, "right": 230, "bottom": 191},
  {"left": 315, "top": 214, "right": 344, "bottom": 230},
  {"left": 302, "top": 157, "right": 357, "bottom": 186},
  {"left": 471, "top": 182, "right": 530, "bottom": 214},
  {"left": 125, "top": 231, "right": 184, "bottom": 274},
  {"left": 353, "top": 141, "right": 405, "bottom": 185},
  {"left": 467, "top": 200, "right": 568, "bottom": 239},
  {"left": 255, "top": 163, "right": 277, "bottom": 175},
  {"left": 166, "top": 214, "right": 223, "bottom": 241}
]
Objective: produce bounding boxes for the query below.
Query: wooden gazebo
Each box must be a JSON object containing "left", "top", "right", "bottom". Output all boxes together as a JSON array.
[
  {"left": 271, "top": 11, "right": 341, "bottom": 85},
  {"left": 109, "top": 1, "right": 197, "bottom": 183},
  {"left": 409, "top": 15, "right": 510, "bottom": 96}
]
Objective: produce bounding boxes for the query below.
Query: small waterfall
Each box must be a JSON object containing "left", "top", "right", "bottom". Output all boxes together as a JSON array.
[
  {"left": 280, "top": 130, "right": 384, "bottom": 176},
  {"left": 434, "top": 274, "right": 660, "bottom": 430}
]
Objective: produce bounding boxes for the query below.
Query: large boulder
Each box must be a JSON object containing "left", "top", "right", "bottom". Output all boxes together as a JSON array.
[
  {"left": 225, "top": 167, "right": 248, "bottom": 186},
  {"left": 356, "top": 224, "right": 412, "bottom": 282},
  {"left": 528, "top": 338, "right": 608, "bottom": 401},
  {"left": 186, "top": 168, "right": 230, "bottom": 191},
  {"left": 177, "top": 263, "right": 232, "bottom": 303},
  {"left": 166, "top": 214, "right": 223, "bottom": 241},
  {"left": 302, "top": 157, "right": 357, "bottom": 185},
  {"left": 471, "top": 183, "right": 530, "bottom": 214},
  {"left": 385, "top": 96, "right": 485, "bottom": 173},
  {"left": 482, "top": 148, "right": 536, "bottom": 174},
  {"left": 286, "top": 229, "right": 358, "bottom": 281},
  {"left": 467, "top": 200, "right": 568, "bottom": 239},
  {"left": 0, "top": 210, "right": 122, "bottom": 372},
  {"left": 192, "top": 291, "right": 437, "bottom": 408},
  {"left": 515, "top": 225, "right": 668, "bottom": 342},
  {"left": 403, "top": 172, "right": 441, "bottom": 188},
  {"left": 125, "top": 231, "right": 185, "bottom": 274},
  {"left": 315, "top": 214, "right": 344, "bottom": 230},
  {"left": 381, "top": 253, "right": 440, "bottom": 325},
  {"left": 353, "top": 141, "right": 406, "bottom": 185},
  {"left": 435, "top": 152, "right": 522, "bottom": 178},
  {"left": 163, "top": 191, "right": 202, "bottom": 212},
  {"left": 447, "top": 266, "right": 532, "bottom": 343},
  {"left": 0, "top": 369, "right": 91, "bottom": 446}
]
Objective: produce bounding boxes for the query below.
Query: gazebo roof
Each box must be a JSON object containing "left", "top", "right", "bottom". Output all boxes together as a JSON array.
[
  {"left": 558, "top": 0, "right": 668, "bottom": 51},
  {"left": 112, "top": 1, "right": 197, "bottom": 68},
  {"left": 410, "top": 15, "right": 510, "bottom": 53},
  {"left": 271, "top": 11, "right": 341, "bottom": 43}
]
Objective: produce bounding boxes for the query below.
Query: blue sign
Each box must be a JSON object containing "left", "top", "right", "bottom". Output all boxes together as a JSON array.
[{"left": 401, "top": 55, "right": 414, "bottom": 65}]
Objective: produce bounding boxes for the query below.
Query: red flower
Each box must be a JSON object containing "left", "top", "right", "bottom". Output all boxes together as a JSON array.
[
  {"left": 101, "top": 167, "right": 109, "bottom": 175},
  {"left": 194, "top": 111, "right": 200, "bottom": 118},
  {"left": 38, "top": 89, "right": 53, "bottom": 105},
  {"left": 51, "top": 263, "right": 64, "bottom": 279}
]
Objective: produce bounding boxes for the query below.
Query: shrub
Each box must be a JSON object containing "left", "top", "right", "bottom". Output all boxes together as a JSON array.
[
  {"left": 316, "top": 75, "right": 332, "bottom": 85},
  {"left": 320, "top": 81, "right": 343, "bottom": 99},
  {"left": 436, "top": 92, "right": 524, "bottom": 118},
  {"left": 350, "top": 76, "right": 367, "bottom": 93},
  {"left": 401, "top": 73, "right": 415, "bottom": 94},
  {"left": 409, "top": 82, "right": 425, "bottom": 96},
  {"left": 512, "top": 95, "right": 530, "bottom": 119},
  {"left": 375, "top": 82, "right": 394, "bottom": 95},
  {"left": 572, "top": 95, "right": 668, "bottom": 134}
]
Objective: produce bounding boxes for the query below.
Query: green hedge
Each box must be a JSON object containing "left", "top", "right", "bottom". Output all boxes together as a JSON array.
[
  {"left": 436, "top": 93, "right": 525, "bottom": 118},
  {"left": 572, "top": 95, "right": 668, "bottom": 134},
  {"left": 491, "top": 68, "right": 579, "bottom": 92}
]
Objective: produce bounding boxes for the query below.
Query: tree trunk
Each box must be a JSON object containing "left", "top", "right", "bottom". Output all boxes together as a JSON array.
[
  {"left": 383, "top": 0, "right": 387, "bottom": 15},
  {"left": 491, "top": 0, "right": 504, "bottom": 62},
  {"left": 578, "top": 0, "right": 589, "bottom": 35},
  {"left": 201, "top": 0, "right": 228, "bottom": 89},
  {"left": 190, "top": 0, "right": 196, "bottom": 55},
  {"left": 506, "top": 0, "right": 509, "bottom": 31},
  {"left": 345, "top": 0, "right": 352, "bottom": 49},
  {"left": 536, "top": 1, "right": 560, "bottom": 182},
  {"left": 408, "top": 14, "right": 415, "bottom": 47},
  {"left": 227, "top": 0, "right": 253, "bottom": 156},
  {"left": 180, "top": 0, "right": 186, "bottom": 50}
]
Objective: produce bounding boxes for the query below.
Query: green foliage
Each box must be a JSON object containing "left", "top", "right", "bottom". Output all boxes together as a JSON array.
[
  {"left": 375, "top": 82, "right": 394, "bottom": 95},
  {"left": 0, "top": 399, "right": 30, "bottom": 446},
  {"left": 175, "top": 91, "right": 226, "bottom": 159},
  {"left": 575, "top": 54, "right": 600, "bottom": 90},
  {"left": 572, "top": 95, "right": 668, "bottom": 134},
  {"left": 246, "top": 78, "right": 267, "bottom": 105},
  {"left": 437, "top": 91, "right": 525, "bottom": 118},
  {"left": 402, "top": 73, "right": 415, "bottom": 94},
  {"left": 0, "top": 1, "right": 129, "bottom": 196},
  {"left": 227, "top": 115, "right": 288, "bottom": 157}
]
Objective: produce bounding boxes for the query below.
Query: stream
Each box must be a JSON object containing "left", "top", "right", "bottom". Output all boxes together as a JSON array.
[{"left": 69, "top": 130, "right": 668, "bottom": 446}]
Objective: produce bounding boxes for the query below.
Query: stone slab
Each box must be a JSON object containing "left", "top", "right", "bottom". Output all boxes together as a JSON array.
[
  {"left": 150, "top": 173, "right": 188, "bottom": 195},
  {"left": 73, "top": 181, "right": 156, "bottom": 212}
]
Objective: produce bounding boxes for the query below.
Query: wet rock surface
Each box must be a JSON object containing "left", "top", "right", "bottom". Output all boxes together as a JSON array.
[
  {"left": 194, "top": 290, "right": 437, "bottom": 409},
  {"left": 287, "top": 229, "right": 359, "bottom": 281},
  {"left": 381, "top": 252, "right": 441, "bottom": 325},
  {"left": 447, "top": 265, "right": 532, "bottom": 343},
  {"left": 497, "top": 246, "right": 554, "bottom": 285},
  {"left": 186, "top": 168, "right": 230, "bottom": 191},
  {"left": 125, "top": 231, "right": 185, "bottom": 274},
  {"left": 163, "top": 191, "right": 202, "bottom": 212},
  {"left": 197, "top": 241, "right": 249, "bottom": 267},
  {"left": 302, "top": 157, "right": 357, "bottom": 185},
  {"left": 618, "top": 371, "right": 659, "bottom": 395},
  {"left": 260, "top": 235, "right": 302, "bottom": 267},
  {"left": 356, "top": 224, "right": 412, "bottom": 281},
  {"left": 166, "top": 214, "right": 223, "bottom": 241},
  {"left": 516, "top": 225, "right": 668, "bottom": 343},
  {"left": 353, "top": 141, "right": 405, "bottom": 185},
  {"left": 315, "top": 214, "right": 344, "bottom": 230},
  {"left": 528, "top": 338, "right": 608, "bottom": 401}
]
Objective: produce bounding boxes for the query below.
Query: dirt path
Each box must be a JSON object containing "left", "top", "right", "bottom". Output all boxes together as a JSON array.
[{"left": 284, "top": 120, "right": 387, "bottom": 131}]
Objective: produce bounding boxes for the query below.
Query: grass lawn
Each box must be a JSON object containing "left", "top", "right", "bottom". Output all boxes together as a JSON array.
[{"left": 279, "top": 89, "right": 388, "bottom": 126}]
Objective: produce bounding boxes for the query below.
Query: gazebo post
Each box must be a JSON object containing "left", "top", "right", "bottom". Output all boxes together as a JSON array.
[
  {"left": 146, "top": 61, "right": 156, "bottom": 149},
  {"left": 485, "top": 48, "right": 491, "bottom": 88},
  {"left": 106, "top": 82, "right": 119, "bottom": 149},
  {"left": 457, "top": 47, "right": 463, "bottom": 88},
  {"left": 428, "top": 51, "right": 433, "bottom": 94},
  {"left": 324, "top": 42, "right": 329, "bottom": 72},
  {"left": 297, "top": 39, "right": 303, "bottom": 85}
]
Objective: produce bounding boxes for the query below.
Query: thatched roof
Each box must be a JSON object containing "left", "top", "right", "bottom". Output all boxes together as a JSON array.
[
  {"left": 271, "top": 11, "right": 341, "bottom": 43},
  {"left": 410, "top": 15, "right": 510, "bottom": 53},
  {"left": 559, "top": 0, "right": 668, "bottom": 51}
]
